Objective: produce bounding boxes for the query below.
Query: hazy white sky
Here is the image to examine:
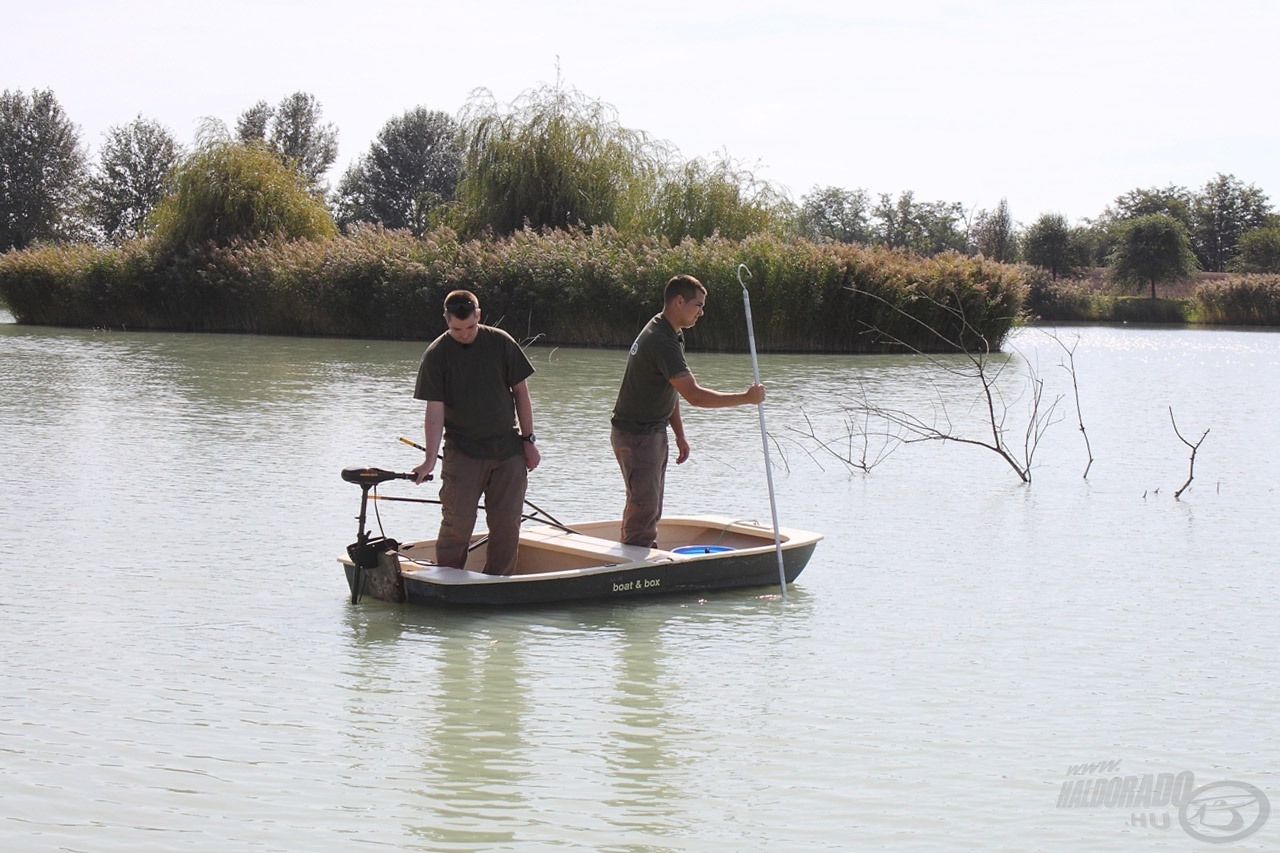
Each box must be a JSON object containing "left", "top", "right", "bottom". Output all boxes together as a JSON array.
[{"left": 10, "top": 0, "right": 1279, "bottom": 223}]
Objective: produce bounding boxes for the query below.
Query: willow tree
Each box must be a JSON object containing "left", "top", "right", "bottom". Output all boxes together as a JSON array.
[
  {"left": 148, "top": 138, "right": 336, "bottom": 251},
  {"left": 455, "top": 85, "right": 664, "bottom": 236},
  {"left": 636, "top": 154, "right": 792, "bottom": 243}
]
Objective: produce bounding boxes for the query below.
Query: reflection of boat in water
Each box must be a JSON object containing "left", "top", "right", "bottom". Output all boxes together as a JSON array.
[{"left": 339, "top": 466, "right": 823, "bottom": 607}]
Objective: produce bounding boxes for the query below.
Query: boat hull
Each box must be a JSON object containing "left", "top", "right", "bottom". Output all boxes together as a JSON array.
[
  {"left": 398, "top": 541, "right": 816, "bottom": 606},
  {"left": 339, "top": 515, "right": 822, "bottom": 607}
]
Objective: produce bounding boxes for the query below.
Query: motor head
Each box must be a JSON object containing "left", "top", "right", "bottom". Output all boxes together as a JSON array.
[{"left": 341, "top": 466, "right": 418, "bottom": 486}]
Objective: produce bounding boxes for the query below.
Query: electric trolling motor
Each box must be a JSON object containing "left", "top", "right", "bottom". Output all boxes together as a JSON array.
[{"left": 341, "top": 466, "right": 424, "bottom": 604}]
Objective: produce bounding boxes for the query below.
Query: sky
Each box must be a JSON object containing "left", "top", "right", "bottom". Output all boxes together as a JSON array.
[{"left": 9, "top": 0, "right": 1280, "bottom": 224}]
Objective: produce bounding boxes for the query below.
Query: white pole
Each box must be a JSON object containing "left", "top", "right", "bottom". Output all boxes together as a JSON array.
[{"left": 737, "top": 264, "right": 787, "bottom": 600}]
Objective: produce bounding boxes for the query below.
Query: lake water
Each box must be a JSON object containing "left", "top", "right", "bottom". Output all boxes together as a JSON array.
[{"left": 1, "top": 317, "right": 1277, "bottom": 851}]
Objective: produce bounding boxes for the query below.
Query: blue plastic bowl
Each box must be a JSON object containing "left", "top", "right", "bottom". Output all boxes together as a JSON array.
[{"left": 672, "top": 544, "right": 736, "bottom": 555}]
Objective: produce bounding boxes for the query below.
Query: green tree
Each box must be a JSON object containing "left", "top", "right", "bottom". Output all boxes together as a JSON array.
[
  {"left": 268, "top": 92, "right": 338, "bottom": 190},
  {"left": 148, "top": 140, "right": 337, "bottom": 251},
  {"left": 1023, "top": 213, "right": 1086, "bottom": 280},
  {"left": 456, "top": 84, "right": 662, "bottom": 236},
  {"left": 86, "top": 115, "right": 184, "bottom": 243},
  {"left": 1108, "top": 213, "right": 1198, "bottom": 299},
  {"left": 0, "top": 88, "right": 87, "bottom": 251},
  {"left": 917, "top": 200, "right": 968, "bottom": 255},
  {"left": 796, "top": 185, "right": 872, "bottom": 244},
  {"left": 235, "top": 101, "right": 271, "bottom": 143},
  {"left": 235, "top": 92, "right": 338, "bottom": 191},
  {"left": 872, "top": 191, "right": 966, "bottom": 254},
  {"left": 1108, "top": 184, "right": 1193, "bottom": 228},
  {"left": 1074, "top": 218, "right": 1119, "bottom": 267},
  {"left": 334, "top": 107, "right": 463, "bottom": 236},
  {"left": 639, "top": 154, "right": 789, "bottom": 243},
  {"left": 1227, "top": 226, "right": 1280, "bottom": 273},
  {"left": 1189, "top": 173, "right": 1271, "bottom": 272},
  {"left": 971, "top": 198, "right": 1019, "bottom": 262},
  {"left": 1085, "top": 186, "right": 1192, "bottom": 271}
]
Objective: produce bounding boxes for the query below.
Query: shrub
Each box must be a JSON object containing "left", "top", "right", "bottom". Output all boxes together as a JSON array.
[
  {"left": 1110, "top": 296, "right": 1191, "bottom": 324},
  {"left": 1023, "top": 268, "right": 1113, "bottom": 322}
]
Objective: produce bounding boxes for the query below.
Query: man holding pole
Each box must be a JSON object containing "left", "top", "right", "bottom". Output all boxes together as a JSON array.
[{"left": 610, "top": 274, "right": 765, "bottom": 548}]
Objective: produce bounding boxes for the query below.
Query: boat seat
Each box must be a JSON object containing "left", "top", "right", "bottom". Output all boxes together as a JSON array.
[{"left": 519, "top": 525, "right": 662, "bottom": 563}]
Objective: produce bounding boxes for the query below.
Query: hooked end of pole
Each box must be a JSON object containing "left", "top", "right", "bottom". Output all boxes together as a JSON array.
[{"left": 737, "top": 263, "right": 752, "bottom": 291}]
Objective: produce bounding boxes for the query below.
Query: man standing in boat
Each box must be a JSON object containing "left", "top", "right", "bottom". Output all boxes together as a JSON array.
[
  {"left": 611, "top": 274, "right": 764, "bottom": 548},
  {"left": 411, "top": 290, "right": 540, "bottom": 574}
]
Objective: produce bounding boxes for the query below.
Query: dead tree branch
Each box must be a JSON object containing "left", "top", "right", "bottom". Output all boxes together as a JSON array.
[
  {"left": 1169, "top": 407, "right": 1209, "bottom": 499},
  {"left": 830, "top": 286, "right": 1062, "bottom": 483},
  {"left": 784, "top": 405, "right": 901, "bottom": 473},
  {"left": 1042, "top": 329, "right": 1094, "bottom": 478}
]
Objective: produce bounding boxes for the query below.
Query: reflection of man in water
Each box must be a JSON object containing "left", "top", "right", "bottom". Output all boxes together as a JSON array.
[
  {"left": 410, "top": 290, "right": 540, "bottom": 573},
  {"left": 610, "top": 274, "right": 764, "bottom": 547}
]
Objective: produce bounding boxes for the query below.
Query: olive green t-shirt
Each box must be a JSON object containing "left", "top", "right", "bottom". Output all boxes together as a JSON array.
[
  {"left": 414, "top": 325, "right": 535, "bottom": 459},
  {"left": 610, "top": 314, "right": 690, "bottom": 434}
]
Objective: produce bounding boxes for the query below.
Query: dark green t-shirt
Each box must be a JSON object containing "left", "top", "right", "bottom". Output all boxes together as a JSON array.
[
  {"left": 610, "top": 314, "right": 690, "bottom": 434},
  {"left": 414, "top": 325, "right": 535, "bottom": 459}
]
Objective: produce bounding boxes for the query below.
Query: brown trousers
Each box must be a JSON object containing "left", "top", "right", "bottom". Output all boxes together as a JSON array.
[
  {"left": 436, "top": 450, "right": 527, "bottom": 574},
  {"left": 611, "top": 427, "right": 668, "bottom": 548}
]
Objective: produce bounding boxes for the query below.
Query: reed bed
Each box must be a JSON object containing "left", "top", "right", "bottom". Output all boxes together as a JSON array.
[
  {"left": 1193, "top": 275, "right": 1280, "bottom": 325},
  {"left": 1, "top": 227, "right": 1027, "bottom": 352}
]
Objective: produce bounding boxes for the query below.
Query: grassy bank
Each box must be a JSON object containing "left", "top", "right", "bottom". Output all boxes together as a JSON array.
[
  {"left": 1026, "top": 268, "right": 1280, "bottom": 326},
  {"left": 0, "top": 228, "right": 1026, "bottom": 353}
]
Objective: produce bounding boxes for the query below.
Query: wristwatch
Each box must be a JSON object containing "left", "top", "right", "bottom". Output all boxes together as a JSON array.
[{"left": 521, "top": 432, "right": 537, "bottom": 444}]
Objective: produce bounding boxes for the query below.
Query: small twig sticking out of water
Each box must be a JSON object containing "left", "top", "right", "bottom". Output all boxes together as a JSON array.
[
  {"left": 1169, "top": 407, "right": 1209, "bottom": 499},
  {"left": 766, "top": 430, "right": 792, "bottom": 474},
  {"left": 784, "top": 404, "right": 899, "bottom": 473},
  {"left": 1043, "top": 329, "right": 1094, "bottom": 478},
  {"left": 775, "top": 428, "right": 828, "bottom": 473}
]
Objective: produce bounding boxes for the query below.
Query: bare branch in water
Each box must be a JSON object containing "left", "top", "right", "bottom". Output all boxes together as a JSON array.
[
  {"left": 784, "top": 403, "right": 901, "bottom": 473},
  {"left": 1041, "top": 328, "right": 1094, "bottom": 478},
  {"left": 1169, "top": 407, "right": 1209, "bottom": 499},
  {"left": 826, "top": 286, "right": 1062, "bottom": 483}
]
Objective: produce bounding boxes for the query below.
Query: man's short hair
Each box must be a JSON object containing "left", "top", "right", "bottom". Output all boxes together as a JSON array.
[
  {"left": 444, "top": 289, "right": 479, "bottom": 319},
  {"left": 663, "top": 274, "right": 706, "bottom": 305}
]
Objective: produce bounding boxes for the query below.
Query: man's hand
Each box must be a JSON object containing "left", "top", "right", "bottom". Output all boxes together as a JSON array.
[
  {"left": 675, "top": 434, "right": 691, "bottom": 464},
  {"left": 411, "top": 460, "right": 435, "bottom": 484},
  {"left": 524, "top": 442, "right": 541, "bottom": 472}
]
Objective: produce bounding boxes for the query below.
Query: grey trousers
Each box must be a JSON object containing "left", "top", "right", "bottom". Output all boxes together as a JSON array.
[
  {"left": 610, "top": 427, "right": 668, "bottom": 548},
  {"left": 436, "top": 450, "right": 527, "bottom": 574}
]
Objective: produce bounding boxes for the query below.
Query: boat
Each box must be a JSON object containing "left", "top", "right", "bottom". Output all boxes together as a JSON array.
[{"left": 338, "top": 466, "right": 823, "bottom": 607}]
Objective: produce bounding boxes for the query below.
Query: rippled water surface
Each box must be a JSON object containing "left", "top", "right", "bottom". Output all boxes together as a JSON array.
[{"left": 2, "top": 320, "right": 1277, "bottom": 851}]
